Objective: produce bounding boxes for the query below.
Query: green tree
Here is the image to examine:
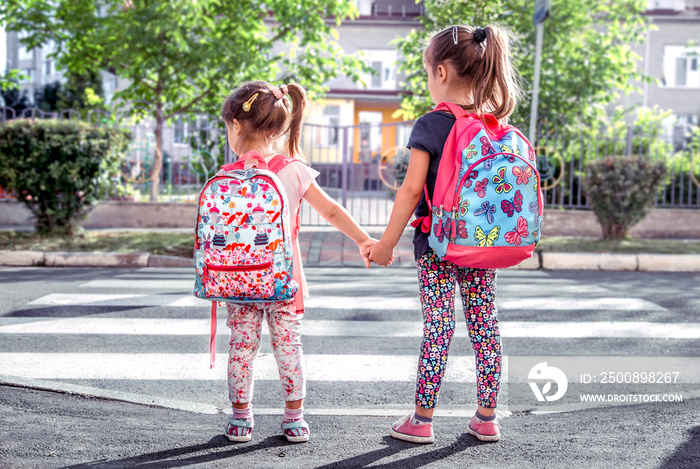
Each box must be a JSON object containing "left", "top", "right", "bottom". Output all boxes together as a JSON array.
[
  {"left": 1, "top": 0, "right": 369, "bottom": 200},
  {"left": 0, "top": 69, "right": 25, "bottom": 93},
  {"left": 56, "top": 68, "right": 107, "bottom": 115},
  {"left": 0, "top": 82, "right": 31, "bottom": 114},
  {"left": 34, "top": 81, "right": 63, "bottom": 112},
  {"left": 394, "top": 0, "right": 650, "bottom": 131}
]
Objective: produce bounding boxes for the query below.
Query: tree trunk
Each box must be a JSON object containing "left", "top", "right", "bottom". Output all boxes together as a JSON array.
[
  {"left": 602, "top": 219, "right": 628, "bottom": 240},
  {"left": 149, "top": 106, "right": 164, "bottom": 202}
]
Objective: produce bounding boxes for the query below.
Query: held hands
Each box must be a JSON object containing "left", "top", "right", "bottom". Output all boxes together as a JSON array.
[
  {"left": 358, "top": 238, "right": 395, "bottom": 268},
  {"left": 358, "top": 238, "right": 377, "bottom": 269},
  {"left": 367, "top": 239, "right": 395, "bottom": 267}
]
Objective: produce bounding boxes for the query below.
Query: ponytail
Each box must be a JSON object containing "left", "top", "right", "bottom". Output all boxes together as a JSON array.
[
  {"left": 425, "top": 24, "right": 522, "bottom": 123},
  {"left": 284, "top": 83, "right": 307, "bottom": 160}
]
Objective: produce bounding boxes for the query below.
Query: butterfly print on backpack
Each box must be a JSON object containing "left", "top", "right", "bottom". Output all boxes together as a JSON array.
[
  {"left": 474, "top": 178, "right": 489, "bottom": 198},
  {"left": 501, "top": 190, "right": 523, "bottom": 217},
  {"left": 512, "top": 165, "right": 533, "bottom": 185},
  {"left": 492, "top": 167, "right": 514, "bottom": 194},
  {"left": 474, "top": 225, "right": 500, "bottom": 247},
  {"left": 474, "top": 201, "right": 497, "bottom": 224},
  {"left": 505, "top": 216, "right": 529, "bottom": 246}
]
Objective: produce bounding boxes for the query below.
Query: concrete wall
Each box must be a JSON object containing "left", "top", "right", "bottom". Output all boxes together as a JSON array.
[
  {"left": 627, "top": 14, "right": 700, "bottom": 116},
  {"left": 2, "top": 200, "right": 699, "bottom": 238}
]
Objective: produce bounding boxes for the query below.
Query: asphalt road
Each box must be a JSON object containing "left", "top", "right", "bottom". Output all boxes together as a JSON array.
[{"left": 1, "top": 266, "right": 699, "bottom": 468}]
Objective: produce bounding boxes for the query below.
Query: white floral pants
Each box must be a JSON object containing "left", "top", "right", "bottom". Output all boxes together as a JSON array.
[{"left": 226, "top": 300, "right": 305, "bottom": 404}]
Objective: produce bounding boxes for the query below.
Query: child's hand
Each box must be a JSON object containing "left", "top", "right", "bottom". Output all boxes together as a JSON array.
[
  {"left": 368, "top": 240, "right": 395, "bottom": 267},
  {"left": 358, "top": 238, "right": 378, "bottom": 269}
]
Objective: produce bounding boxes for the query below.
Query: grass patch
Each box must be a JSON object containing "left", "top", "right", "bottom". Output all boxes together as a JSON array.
[
  {"left": 0, "top": 231, "right": 194, "bottom": 258},
  {"left": 1, "top": 231, "right": 699, "bottom": 257},
  {"left": 536, "top": 236, "right": 700, "bottom": 255}
]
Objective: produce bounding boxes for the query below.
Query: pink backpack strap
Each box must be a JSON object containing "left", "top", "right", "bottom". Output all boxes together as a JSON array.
[
  {"left": 210, "top": 301, "right": 217, "bottom": 368},
  {"left": 267, "top": 154, "right": 297, "bottom": 173},
  {"left": 221, "top": 150, "right": 268, "bottom": 171},
  {"left": 434, "top": 101, "right": 469, "bottom": 119},
  {"left": 267, "top": 155, "right": 302, "bottom": 239}
]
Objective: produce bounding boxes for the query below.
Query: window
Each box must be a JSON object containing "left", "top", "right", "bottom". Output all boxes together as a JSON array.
[
  {"left": 354, "top": 0, "right": 373, "bottom": 16},
  {"left": 324, "top": 105, "right": 340, "bottom": 146},
  {"left": 18, "top": 32, "right": 34, "bottom": 61},
  {"left": 357, "top": 111, "right": 383, "bottom": 162},
  {"left": 662, "top": 45, "right": 700, "bottom": 88},
  {"left": 676, "top": 58, "right": 687, "bottom": 86},
  {"left": 313, "top": 105, "right": 341, "bottom": 147},
  {"left": 173, "top": 118, "right": 187, "bottom": 145},
  {"left": 360, "top": 50, "right": 397, "bottom": 90},
  {"left": 648, "top": 0, "right": 686, "bottom": 9},
  {"left": 103, "top": 73, "right": 119, "bottom": 104},
  {"left": 371, "top": 61, "right": 382, "bottom": 88},
  {"left": 44, "top": 60, "right": 53, "bottom": 77},
  {"left": 20, "top": 68, "right": 34, "bottom": 82}
]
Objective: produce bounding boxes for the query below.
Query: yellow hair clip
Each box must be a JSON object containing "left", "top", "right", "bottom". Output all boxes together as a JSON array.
[{"left": 242, "top": 93, "right": 259, "bottom": 112}]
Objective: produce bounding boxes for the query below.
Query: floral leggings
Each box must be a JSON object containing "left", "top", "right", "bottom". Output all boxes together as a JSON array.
[
  {"left": 415, "top": 250, "right": 501, "bottom": 409},
  {"left": 226, "top": 300, "right": 305, "bottom": 404}
]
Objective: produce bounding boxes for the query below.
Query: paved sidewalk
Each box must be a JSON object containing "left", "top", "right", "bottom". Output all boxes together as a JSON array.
[{"left": 1, "top": 226, "right": 700, "bottom": 271}]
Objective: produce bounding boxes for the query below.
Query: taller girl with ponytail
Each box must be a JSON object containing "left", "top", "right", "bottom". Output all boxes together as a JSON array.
[
  {"left": 369, "top": 24, "right": 528, "bottom": 444},
  {"left": 218, "top": 81, "right": 377, "bottom": 444}
]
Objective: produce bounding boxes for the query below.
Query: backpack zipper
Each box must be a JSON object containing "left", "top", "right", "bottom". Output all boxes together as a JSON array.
[
  {"left": 206, "top": 262, "right": 273, "bottom": 272},
  {"left": 196, "top": 173, "right": 287, "bottom": 240}
]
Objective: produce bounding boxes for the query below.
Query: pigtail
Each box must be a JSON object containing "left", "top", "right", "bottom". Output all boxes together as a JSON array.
[{"left": 285, "top": 83, "right": 307, "bottom": 160}]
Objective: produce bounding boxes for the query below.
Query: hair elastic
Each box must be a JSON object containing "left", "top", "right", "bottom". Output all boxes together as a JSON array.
[
  {"left": 242, "top": 92, "right": 258, "bottom": 112},
  {"left": 473, "top": 27, "right": 487, "bottom": 44},
  {"left": 452, "top": 26, "right": 459, "bottom": 45},
  {"left": 272, "top": 84, "right": 288, "bottom": 100}
]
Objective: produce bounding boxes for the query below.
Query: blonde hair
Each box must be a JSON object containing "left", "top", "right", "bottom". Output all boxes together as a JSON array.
[
  {"left": 424, "top": 25, "right": 521, "bottom": 123},
  {"left": 221, "top": 81, "right": 307, "bottom": 159}
]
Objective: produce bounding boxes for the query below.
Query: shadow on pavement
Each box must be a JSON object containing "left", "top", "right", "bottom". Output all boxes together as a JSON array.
[
  {"left": 60, "top": 435, "right": 289, "bottom": 469},
  {"left": 659, "top": 425, "right": 700, "bottom": 469},
  {"left": 0, "top": 269, "right": 119, "bottom": 284},
  {"left": 314, "top": 434, "right": 485, "bottom": 469},
  {"left": 6, "top": 305, "right": 147, "bottom": 317}
]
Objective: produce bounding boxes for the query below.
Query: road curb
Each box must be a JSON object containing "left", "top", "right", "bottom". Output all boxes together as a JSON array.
[
  {"left": 540, "top": 252, "right": 700, "bottom": 272},
  {"left": 1, "top": 250, "right": 699, "bottom": 272},
  {"left": 0, "top": 250, "right": 185, "bottom": 268},
  {"left": 147, "top": 254, "right": 194, "bottom": 268}
]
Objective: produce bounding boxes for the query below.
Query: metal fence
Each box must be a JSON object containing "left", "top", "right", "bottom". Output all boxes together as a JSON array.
[
  {"left": 1, "top": 106, "right": 699, "bottom": 226},
  {"left": 535, "top": 121, "right": 700, "bottom": 209}
]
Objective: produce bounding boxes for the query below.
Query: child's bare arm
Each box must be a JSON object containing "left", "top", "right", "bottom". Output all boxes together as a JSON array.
[
  {"left": 303, "top": 182, "right": 375, "bottom": 268},
  {"left": 369, "top": 148, "right": 430, "bottom": 266}
]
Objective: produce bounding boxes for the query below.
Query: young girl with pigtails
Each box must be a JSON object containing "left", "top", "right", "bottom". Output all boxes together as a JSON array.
[
  {"left": 219, "top": 81, "right": 377, "bottom": 443},
  {"left": 369, "top": 24, "right": 527, "bottom": 443}
]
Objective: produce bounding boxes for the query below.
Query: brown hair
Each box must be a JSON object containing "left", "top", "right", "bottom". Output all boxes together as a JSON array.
[
  {"left": 424, "top": 25, "right": 521, "bottom": 123},
  {"left": 221, "top": 81, "right": 307, "bottom": 159}
]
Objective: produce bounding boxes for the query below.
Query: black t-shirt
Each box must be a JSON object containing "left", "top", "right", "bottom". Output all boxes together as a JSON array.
[{"left": 406, "top": 111, "right": 456, "bottom": 261}]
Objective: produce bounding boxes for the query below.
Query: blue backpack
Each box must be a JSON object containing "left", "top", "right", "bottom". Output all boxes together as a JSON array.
[{"left": 411, "top": 102, "right": 543, "bottom": 268}]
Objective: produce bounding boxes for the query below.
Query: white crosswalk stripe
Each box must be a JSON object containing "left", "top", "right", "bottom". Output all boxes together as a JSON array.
[
  {"left": 0, "top": 353, "right": 476, "bottom": 381},
  {"left": 1, "top": 268, "right": 695, "bottom": 416},
  {"left": 29, "top": 292, "right": 666, "bottom": 312},
  {"left": 2, "top": 316, "right": 698, "bottom": 339}
]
